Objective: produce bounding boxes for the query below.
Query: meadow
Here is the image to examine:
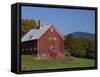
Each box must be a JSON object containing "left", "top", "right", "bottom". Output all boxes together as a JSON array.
[{"left": 21, "top": 55, "right": 95, "bottom": 71}]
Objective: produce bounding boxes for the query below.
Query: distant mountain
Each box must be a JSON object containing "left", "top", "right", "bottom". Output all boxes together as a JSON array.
[{"left": 66, "top": 32, "right": 95, "bottom": 40}]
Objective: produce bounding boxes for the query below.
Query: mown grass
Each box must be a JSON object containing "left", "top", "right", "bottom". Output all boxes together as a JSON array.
[{"left": 21, "top": 55, "right": 95, "bottom": 71}]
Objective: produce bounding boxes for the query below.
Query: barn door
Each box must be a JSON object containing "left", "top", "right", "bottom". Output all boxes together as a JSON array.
[{"left": 48, "top": 52, "right": 57, "bottom": 60}]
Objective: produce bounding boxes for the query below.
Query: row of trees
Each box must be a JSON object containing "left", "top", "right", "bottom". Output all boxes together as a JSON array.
[
  {"left": 64, "top": 35, "right": 95, "bottom": 59},
  {"left": 21, "top": 19, "right": 37, "bottom": 37}
]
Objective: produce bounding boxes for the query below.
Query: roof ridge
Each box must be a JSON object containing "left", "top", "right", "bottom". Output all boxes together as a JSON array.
[
  {"left": 21, "top": 24, "right": 64, "bottom": 42},
  {"left": 21, "top": 25, "right": 52, "bottom": 42}
]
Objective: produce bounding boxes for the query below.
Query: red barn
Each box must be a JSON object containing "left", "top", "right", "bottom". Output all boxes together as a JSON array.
[{"left": 21, "top": 21, "right": 64, "bottom": 60}]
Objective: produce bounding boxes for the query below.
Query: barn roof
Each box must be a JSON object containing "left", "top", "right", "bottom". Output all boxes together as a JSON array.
[{"left": 21, "top": 24, "right": 64, "bottom": 42}]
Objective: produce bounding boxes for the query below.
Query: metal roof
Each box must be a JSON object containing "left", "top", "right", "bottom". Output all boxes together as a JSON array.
[{"left": 21, "top": 24, "right": 64, "bottom": 42}]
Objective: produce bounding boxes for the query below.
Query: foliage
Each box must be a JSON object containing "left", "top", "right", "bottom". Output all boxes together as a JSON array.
[
  {"left": 64, "top": 35, "right": 95, "bottom": 59},
  {"left": 21, "top": 19, "right": 37, "bottom": 37}
]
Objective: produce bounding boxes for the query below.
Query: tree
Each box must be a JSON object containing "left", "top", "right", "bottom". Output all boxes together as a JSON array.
[
  {"left": 64, "top": 35, "right": 95, "bottom": 59},
  {"left": 21, "top": 19, "right": 37, "bottom": 37},
  {"left": 64, "top": 35, "right": 73, "bottom": 50},
  {"left": 86, "top": 40, "right": 95, "bottom": 59}
]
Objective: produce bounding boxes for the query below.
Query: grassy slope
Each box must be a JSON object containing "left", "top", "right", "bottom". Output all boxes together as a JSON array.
[{"left": 21, "top": 55, "right": 95, "bottom": 71}]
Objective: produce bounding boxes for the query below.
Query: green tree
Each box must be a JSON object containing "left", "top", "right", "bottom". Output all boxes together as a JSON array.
[
  {"left": 21, "top": 19, "right": 37, "bottom": 37},
  {"left": 86, "top": 40, "right": 95, "bottom": 59},
  {"left": 64, "top": 35, "right": 95, "bottom": 59},
  {"left": 64, "top": 35, "right": 73, "bottom": 51}
]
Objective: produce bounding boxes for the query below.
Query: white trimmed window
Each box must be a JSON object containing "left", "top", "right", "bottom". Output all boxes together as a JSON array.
[
  {"left": 34, "top": 47, "right": 36, "bottom": 51},
  {"left": 50, "top": 46, "right": 54, "bottom": 50},
  {"left": 58, "top": 52, "right": 62, "bottom": 56},
  {"left": 26, "top": 48, "right": 28, "bottom": 51},
  {"left": 50, "top": 27, "right": 53, "bottom": 32},
  {"left": 53, "top": 37, "right": 56, "bottom": 41},
  {"left": 22, "top": 48, "right": 24, "bottom": 52},
  {"left": 49, "top": 37, "right": 52, "bottom": 41},
  {"left": 42, "top": 53, "right": 46, "bottom": 57},
  {"left": 30, "top": 47, "right": 32, "bottom": 51}
]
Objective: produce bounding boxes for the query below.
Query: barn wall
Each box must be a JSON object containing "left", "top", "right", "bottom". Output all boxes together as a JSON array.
[
  {"left": 38, "top": 26, "right": 64, "bottom": 60},
  {"left": 21, "top": 40, "right": 37, "bottom": 55}
]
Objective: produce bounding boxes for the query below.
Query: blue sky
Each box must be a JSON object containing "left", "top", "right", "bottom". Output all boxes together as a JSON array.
[{"left": 21, "top": 6, "right": 95, "bottom": 35}]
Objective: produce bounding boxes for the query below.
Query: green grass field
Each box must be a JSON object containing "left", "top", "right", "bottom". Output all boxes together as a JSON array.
[{"left": 21, "top": 55, "right": 95, "bottom": 71}]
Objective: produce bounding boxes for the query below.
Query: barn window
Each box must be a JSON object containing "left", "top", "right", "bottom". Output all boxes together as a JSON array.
[
  {"left": 50, "top": 46, "right": 54, "bottom": 50},
  {"left": 22, "top": 48, "right": 24, "bottom": 52},
  {"left": 26, "top": 48, "right": 28, "bottom": 51},
  {"left": 50, "top": 27, "right": 53, "bottom": 32},
  {"left": 58, "top": 52, "right": 62, "bottom": 57},
  {"left": 53, "top": 37, "right": 56, "bottom": 41},
  {"left": 49, "top": 37, "right": 52, "bottom": 41},
  {"left": 42, "top": 53, "right": 46, "bottom": 57},
  {"left": 30, "top": 47, "right": 32, "bottom": 51},
  {"left": 34, "top": 47, "right": 36, "bottom": 51}
]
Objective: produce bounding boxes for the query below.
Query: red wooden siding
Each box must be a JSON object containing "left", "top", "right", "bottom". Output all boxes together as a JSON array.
[{"left": 38, "top": 26, "right": 64, "bottom": 60}]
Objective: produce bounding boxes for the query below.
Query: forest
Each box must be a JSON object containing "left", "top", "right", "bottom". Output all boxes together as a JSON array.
[{"left": 64, "top": 35, "right": 95, "bottom": 59}]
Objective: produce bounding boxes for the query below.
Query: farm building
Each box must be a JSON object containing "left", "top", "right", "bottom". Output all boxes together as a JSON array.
[{"left": 21, "top": 21, "right": 64, "bottom": 60}]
